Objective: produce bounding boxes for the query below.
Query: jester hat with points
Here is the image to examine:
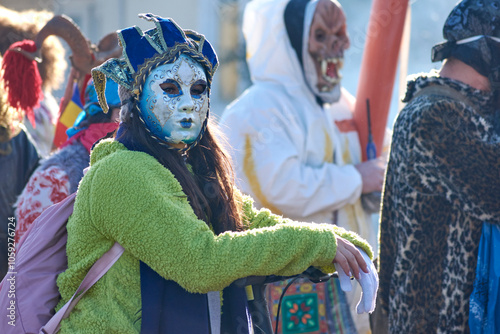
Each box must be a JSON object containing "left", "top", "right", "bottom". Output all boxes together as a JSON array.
[{"left": 91, "top": 13, "right": 219, "bottom": 114}]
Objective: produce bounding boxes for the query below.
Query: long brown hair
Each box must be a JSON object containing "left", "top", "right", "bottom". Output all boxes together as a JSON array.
[{"left": 116, "top": 107, "right": 242, "bottom": 234}]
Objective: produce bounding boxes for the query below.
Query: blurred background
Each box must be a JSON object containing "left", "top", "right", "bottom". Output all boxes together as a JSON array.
[{"left": 1, "top": 0, "right": 460, "bottom": 127}]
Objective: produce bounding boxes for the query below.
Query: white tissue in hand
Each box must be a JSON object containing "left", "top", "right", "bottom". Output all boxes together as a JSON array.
[
  {"left": 334, "top": 263, "right": 352, "bottom": 292},
  {"left": 355, "top": 247, "right": 379, "bottom": 314}
]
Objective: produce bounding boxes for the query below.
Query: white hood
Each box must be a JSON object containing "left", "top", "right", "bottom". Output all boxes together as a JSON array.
[{"left": 243, "top": 0, "right": 310, "bottom": 97}]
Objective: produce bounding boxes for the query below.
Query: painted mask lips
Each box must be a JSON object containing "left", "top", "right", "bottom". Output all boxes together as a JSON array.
[
  {"left": 180, "top": 118, "right": 193, "bottom": 129},
  {"left": 320, "top": 57, "right": 343, "bottom": 84}
]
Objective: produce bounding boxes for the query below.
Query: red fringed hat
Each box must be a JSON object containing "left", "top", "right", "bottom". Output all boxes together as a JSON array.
[{"left": 1, "top": 40, "right": 44, "bottom": 127}]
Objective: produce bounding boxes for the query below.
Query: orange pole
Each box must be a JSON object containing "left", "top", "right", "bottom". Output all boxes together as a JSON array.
[{"left": 353, "top": 0, "right": 409, "bottom": 161}]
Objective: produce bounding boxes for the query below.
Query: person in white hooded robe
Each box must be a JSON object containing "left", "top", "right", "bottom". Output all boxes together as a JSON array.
[{"left": 220, "top": 0, "right": 387, "bottom": 333}]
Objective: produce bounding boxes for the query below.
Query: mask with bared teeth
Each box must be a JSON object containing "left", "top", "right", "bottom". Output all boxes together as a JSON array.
[{"left": 301, "top": 0, "right": 349, "bottom": 103}]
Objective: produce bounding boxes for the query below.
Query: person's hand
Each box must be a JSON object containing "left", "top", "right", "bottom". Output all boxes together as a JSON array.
[
  {"left": 354, "top": 156, "right": 386, "bottom": 194},
  {"left": 332, "top": 236, "right": 368, "bottom": 281},
  {"left": 335, "top": 247, "right": 379, "bottom": 314}
]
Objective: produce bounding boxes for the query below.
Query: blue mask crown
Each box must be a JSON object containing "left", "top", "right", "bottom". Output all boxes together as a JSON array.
[{"left": 91, "top": 13, "right": 219, "bottom": 113}]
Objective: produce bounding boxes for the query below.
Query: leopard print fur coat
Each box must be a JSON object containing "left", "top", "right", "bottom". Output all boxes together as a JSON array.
[{"left": 371, "top": 72, "right": 500, "bottom": 334}]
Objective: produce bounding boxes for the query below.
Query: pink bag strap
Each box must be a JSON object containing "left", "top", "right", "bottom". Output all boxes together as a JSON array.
[{"left": 40, "top": 242, "right": 125, "bottom": 334}]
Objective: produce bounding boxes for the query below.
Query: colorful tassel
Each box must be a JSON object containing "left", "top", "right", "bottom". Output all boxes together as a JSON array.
[{"left": 1, "top": 40, "right": 43, "bottom": 127}]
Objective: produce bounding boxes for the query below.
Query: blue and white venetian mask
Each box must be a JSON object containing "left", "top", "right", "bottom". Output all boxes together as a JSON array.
[{"left": 139, "top": 54, "right": 209, "bottom": 146}]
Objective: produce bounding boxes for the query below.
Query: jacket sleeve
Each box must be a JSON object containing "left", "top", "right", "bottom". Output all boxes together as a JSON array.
[
  {"left": 220, "top": 100, "right": 362, "bottom": 219},
  {"left": 238, "top": 189, "right": 373, "bottom": 257},
  {"left": 239, "top": 192, "right": 372, "bottom": 274},
  {"left": 86, "top": 151, "right": 371, "bottom": 294},
  {"left": 409, "top": 99, "right": 500, "bottom": 222}
]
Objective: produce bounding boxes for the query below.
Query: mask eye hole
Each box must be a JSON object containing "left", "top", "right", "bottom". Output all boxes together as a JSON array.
[
  {"left": 315, "top": 29, "right": 326, "bottom": 42},
  {"left": 160, "top": 80, "right": 181, "bottom": 96},
  {"left": 190, "top": 80, "right": 207, "bottom": 98}
]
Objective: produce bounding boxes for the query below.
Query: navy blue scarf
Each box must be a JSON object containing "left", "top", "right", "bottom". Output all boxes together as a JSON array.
[{"left": 116, "top": 124, "right": 252, "bottom": 333}]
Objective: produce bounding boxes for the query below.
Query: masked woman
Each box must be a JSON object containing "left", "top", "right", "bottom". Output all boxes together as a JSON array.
[{"left": 55, "top": 14, "right": 377, "bottom": 333}]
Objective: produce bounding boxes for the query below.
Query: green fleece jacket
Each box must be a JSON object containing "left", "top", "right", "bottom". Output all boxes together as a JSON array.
[{"left": 56, "top": 139, "right": 372, "bottom": 333}]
